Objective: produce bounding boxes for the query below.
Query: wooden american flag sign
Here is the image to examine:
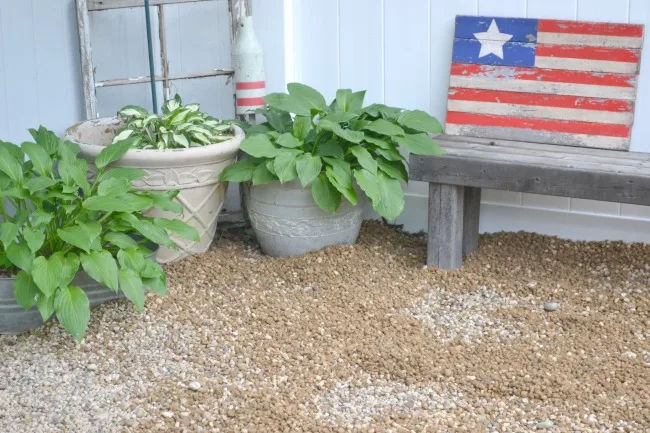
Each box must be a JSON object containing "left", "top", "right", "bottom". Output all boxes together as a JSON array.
[{"left": 446, "top": 16, "right": 645, "bottom": 150}]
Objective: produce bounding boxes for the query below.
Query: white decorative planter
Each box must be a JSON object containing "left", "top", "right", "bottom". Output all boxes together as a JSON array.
[
  {"left": 244, "top": 181, "right": 363, "bottom": 257},
  {"left": 65, "top": 117, "right": 244, "bottom": 263}
]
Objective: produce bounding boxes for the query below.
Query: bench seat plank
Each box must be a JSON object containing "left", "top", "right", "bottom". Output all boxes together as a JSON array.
[{"left": 410, "top": 135, "right": 650, "bottom": 206}]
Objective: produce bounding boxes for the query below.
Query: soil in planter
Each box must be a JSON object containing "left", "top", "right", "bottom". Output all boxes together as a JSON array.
[{"left": 0, "top": 221, "right": 648, "bottom": 433}]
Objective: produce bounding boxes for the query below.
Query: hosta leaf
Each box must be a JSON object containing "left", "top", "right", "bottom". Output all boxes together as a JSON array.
[
  {"left": 0, "top": 222, "right": 19, "bottom": 249},
  {"left": 315, "top": 141, "right": 344, "bottom": 158},
  {"left": 28, "top": 126, "right": 60, "bottom": 155},
  {"left": 118, "top": 269, "right": 145, "bottom": 311},
  {"left": 295, "top": 153, "right": 322, "bottom": 187},
  {"left": 264, "top": 109, "right": 293, "bottom": 132},
  {"left": 23, "top": 228, "right": 45, "bottom": 254},
  {"left": 396, "top": 110, "right": 443, "bottom": 134},
  {"left": 7, "top": 241, "right": 33, "bottom": 272},
  {"left": 83, "top": 193, "right": 153, "bottom": 213},
  {"left": 311, "top": 174, "right": 341, "bottom": 214},
  {"left": 24, "top": 177, "right": 57, "bottom": 194},
  {"left": 377, "top": 157, "right": 408, "bottom": 181},
  {"left": 219, "top": 159, "right": 255, "bottom": 182},
  {"left": 240, "top": 134, "right": 281, "bottom": 158},
  {"left": 350, "top": 146, "right": 378, "bottom": 174},
  {"left": 154, "top": 218, "right": 200, "bottom": 242},
  {"left": 111, "top": 129, "right": 133, "bottom": 143},
  {"left": 104, "top": 232, "right": 140, "bottom": 249},
  {"left": 287, "top": 82, "right": 327, "bottom": 110},
  {"left": 30, "top": 210, "right": 54, "bottom": 227},
  {"left": 13, "top": 270, "right": 40, "bottom": 309},
  {"left": 118, "top": 105, "right": 148, "bottom": 117},
  {"left": 54, "top": 286, "right": 90, "bottom": 340},
  {"left": 32, "top": 254, "right": 64, "bottom": 297},
  {"left": 293, "top": 116, "right": 312, "bottom": 140},
  {"left": 60, "top": 253, "right": 81, "bottom": 289},
  {"left": 117, "top": 248, "right": 147, "bottom": 272},
  {"left": 95, "top": 137, "right": 136, "bottom": 169},
  {"left": 273, "top": 152, "right": 300, "bottom": 183},
  {"left": 276, "top": 133, "right": 303, "bottom": 148},
  {"left": 57, "top": 222, "right": 100, "bottom": 253},
  {"left": 80, "top": 250, "right": 119, "bottom": 292},
  {"left": 319, "top": 120, "right": 364, "bottom": 144},
  {"left": 252, "top": 163, "right": 277, "bottom": 185},
  {"left": 120, "top": 214, "right": 173, "bottom": 248},
  {"left": 0, "top": 147, "right": 24, "bottom": 182},
  {"left": 173, "top": 133, "right": 190, "bottom": 148},
  {"left": 364, "top": 136, "right": 391, "bottom": 150},
  {"left": 97, "top": 178, "right": 132, "bottom": 197},
  {"left": 335, "top": 89, "right": 365, "bottom": 113},
  {"left": 263, "top": 93, "right": 311, "bottom": 116},
  {"left": 323, "top": 157, "right": 353, "bottom": 187},
  {"left": 325, "top": 168, "right": 358, "bottom": 205},
  {"left": 363, "top": 119, "right": 405, "bottom": 137},
  {"left": 0, "top": 140, "right": 25, "bottom": 162},
  {"left": 36, "top": 294, "right": 55, "bottom": 322},
  {"left": 393, "top": 134, "right": 444, "bottom": 155},
  {"left": 353, "top": 169, "right": 380, "bottom": 202},
  {"left": 142, "top": 261, "right": 167, "bottom": 295},
  {"left": 57, "top": 157, "right": 90, "bottom": 195},
  {"left": 144, "top": 191, "right": 183, "bottom": 214},
  {"left": 21, "top": 141, "right": 53, "bottom": 176},
  {"left": 373, "top": 172, "right": 405, "bottom": 220},
  {"left": 98, "top": 167, "right": 148, "bottom": 183},
  {"left": 375, "top": 146, "right": 405, "bottom": 162},
  {"left": 324, "top": 112, "right": 359, "bottom": 123}
]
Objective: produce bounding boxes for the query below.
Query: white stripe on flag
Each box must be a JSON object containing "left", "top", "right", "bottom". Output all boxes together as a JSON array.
[
  {"left": 534, "top": 56, "right": 639, "bottom": 74},
  {"left": 449, "top": 76, "right": 637, "bottom": 100},
  {"left": 447, "top": 100, "right": 634, "bottom": 125},
  {"left": 445, "top": 124, "right": 630, "bottom": 150},
  {"left": 536, "top": 32, "right": 644, "bottom": 49}
]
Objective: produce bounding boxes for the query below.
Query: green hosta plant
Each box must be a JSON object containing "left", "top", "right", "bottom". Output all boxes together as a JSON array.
[
  {"left": 113, "top": 94, "right": 233, "bottom": 150},
  {"left": 220, "top": 83, "right": 443, "bottom": 220},
  {"left": 0, "top": 127, "right": 199, "bottom": 339}
]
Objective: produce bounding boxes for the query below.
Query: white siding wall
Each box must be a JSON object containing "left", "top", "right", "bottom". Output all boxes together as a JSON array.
[
  {"left": 290, "top": 0, "right": 650, "bottom": 242},
  {"left": 2, "top": 0, "right": 650, "bottom": 241},
  {"left": 0, "top": 0, "right": 284, "bottom": 214}
]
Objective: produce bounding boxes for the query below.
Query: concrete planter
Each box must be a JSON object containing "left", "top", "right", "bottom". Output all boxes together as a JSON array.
[
  {"left": 244, "top": 181, "right": 363, "bottom": 257},
  {"left": 65, "top": 118, "right": 244, "bottom": 263}
]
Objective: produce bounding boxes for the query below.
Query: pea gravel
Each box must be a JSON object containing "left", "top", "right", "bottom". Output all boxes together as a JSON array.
[{"left": 1, "top": 221, "right": 648, "bottom": 432}]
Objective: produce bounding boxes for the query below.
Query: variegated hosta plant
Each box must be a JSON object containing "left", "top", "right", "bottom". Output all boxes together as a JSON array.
[
  {"left": 0, "top": 127, "right": 199, "bottom": 339},
  {"left": 113, "top": 94, "right": 233, "bottom": 150}
]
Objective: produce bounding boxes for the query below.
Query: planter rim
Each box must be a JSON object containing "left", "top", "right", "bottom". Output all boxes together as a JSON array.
[{"left": 64, "top": 117, "right": 245, "bottom": 167}]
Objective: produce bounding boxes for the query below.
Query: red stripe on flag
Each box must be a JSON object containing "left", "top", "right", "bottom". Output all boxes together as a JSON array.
[
  {"left": 450, "top": 63, "right": 636, "bottom": 88},
  {"left": 536, "top": 44, "right": 640, "bottom": 63},
  {"left": 448, "top": 88, "right": 633, "bottom": 112},
  {"left": 446, "top": 111, "right": 631, "bottom": 137},
  {"left": 236, "top": 81, "right": 266, "bottom": 90},
  {"left": 538, "top": 20, "right": 644, "bottom": 38},
  {"left": 237, "top": 97, "right": 265, "bottom": 106}
]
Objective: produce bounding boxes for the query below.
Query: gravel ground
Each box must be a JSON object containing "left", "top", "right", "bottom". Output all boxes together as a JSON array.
[{"left": 1, "top": 221, "right": 649, "bottom": 432}]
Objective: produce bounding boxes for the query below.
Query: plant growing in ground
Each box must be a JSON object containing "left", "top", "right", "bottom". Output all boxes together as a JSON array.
[
  {"left": 113, "top": 94, "right": 233, "bottom": 150},
  {"left": 219, "top": 83, "right": 443, "bottom": 220},
  {"left": 0, "top": 127, "right": 199, "bottom": 339}
]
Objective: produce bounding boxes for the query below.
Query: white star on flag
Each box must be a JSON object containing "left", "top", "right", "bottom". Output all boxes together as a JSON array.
[{"left": 473, "top": 19, "right": 513, "bottom": 59}]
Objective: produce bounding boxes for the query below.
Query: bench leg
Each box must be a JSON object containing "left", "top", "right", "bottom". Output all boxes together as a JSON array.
[
  {"left": 427, "top": 183, "right": 464, "bottom": 269},
  {"left": 462, "top": 187, "right": 481, "bottom": 257}
]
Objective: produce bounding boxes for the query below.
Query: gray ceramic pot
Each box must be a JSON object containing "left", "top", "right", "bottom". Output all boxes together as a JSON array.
[
  {"left": 0, "top": 248, "right": 158, "bottom": 335},
  {"left": 244, "top": 180, "right": 363, "bottom": 257}
]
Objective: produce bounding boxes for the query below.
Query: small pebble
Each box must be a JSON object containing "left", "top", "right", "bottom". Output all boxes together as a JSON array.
[
  {"left": 536, "top": 420, "right": 554, "bottom": 429},
  {"left": 86, "top": 364, "right": 98, "bottom": 372},
  {"left": 161, "top": 411, "right": 174, "bottom": 419},
  {"left": 544, "top": 301, "right": 560, "bottom": 312},
  {"left": 188, "top": 381, "right": 201, "bottom": 391}
]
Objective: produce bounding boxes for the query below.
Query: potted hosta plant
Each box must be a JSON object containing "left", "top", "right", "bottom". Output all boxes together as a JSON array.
[
  {"left": 0, "top": 127, "right": 198, "bottom": 338},
  {"left": 65, "top": 95, "right": 245, "bottom": 263},
  {"left": 220, "top": 83, "right": 443, "bottom": 257}
]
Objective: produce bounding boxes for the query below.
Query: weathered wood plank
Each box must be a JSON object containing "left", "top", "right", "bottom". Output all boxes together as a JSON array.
[
  {"left": 88, "top": 0, "right": 214, "bottom": 11},
  {"left": 437, "top": 134, "right": 650, "bottom": 163},
  {"left": 435, "top": 137, "right": 650, "bottom": 170},
  {"left": 462, "top": 187, "right": 481, "bottom": 257},
  {"left": 75, "top": 0, "right": 98, "bottom": 119},
  {"left": 95, "top": 69, "right": 233, "bottom": 87},
  {"left": 410, "top": 154, "right": 650, "bottom": 206},
  {"left": 428, "top": 184, "right": 465, "bottom": 269}
]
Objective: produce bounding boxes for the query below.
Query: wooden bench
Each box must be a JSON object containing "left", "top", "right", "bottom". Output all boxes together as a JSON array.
[{"left": 409, "top": 15, "right": 646, "bottom": 269}]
